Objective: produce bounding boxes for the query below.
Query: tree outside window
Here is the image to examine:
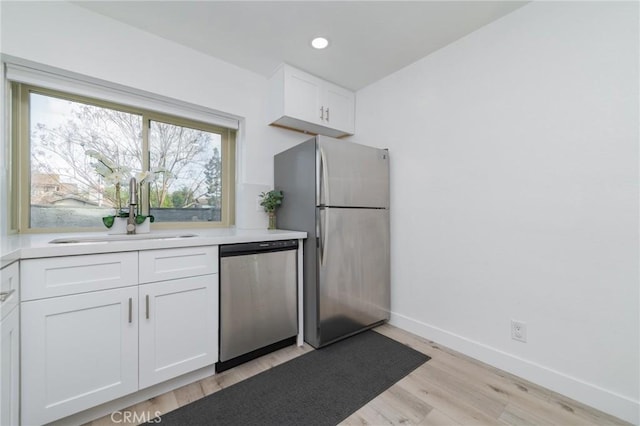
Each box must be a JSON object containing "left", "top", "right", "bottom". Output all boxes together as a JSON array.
[{"left": 24, "top": 88, "right": 231, "bottom": 230}]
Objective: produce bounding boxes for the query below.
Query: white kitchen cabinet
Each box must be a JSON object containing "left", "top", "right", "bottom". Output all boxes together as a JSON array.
[
  {"left": 1, "top": 299, "right": 20, "bottom": 426},
  {"left": 268, "top": 64, "right": 355, "bottom": 137},
  {"left": 0, "top": 307, "right": 19, "bottom": 426},
  {"left": 1, "top": 261, "right": 20, "bottom": 426},
  {"left": 19, "top": 246, "right": 219, "bottom": 424},
  {"left": 139, "top": 275, "right": 217, "bottom": 388},
  {"left": 138, "top": 246, "right": 218, "bottom": 389},
  {"left": 21, "top": 286, "right": 139, "bottom": 426}
]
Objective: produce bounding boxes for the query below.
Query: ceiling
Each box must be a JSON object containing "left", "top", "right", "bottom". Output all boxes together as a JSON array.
[{"left": 75, "top": 1, "right": 528, "bottom": 91}]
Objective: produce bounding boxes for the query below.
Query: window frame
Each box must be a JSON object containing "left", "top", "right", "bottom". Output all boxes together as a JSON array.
[{"left": 12, "top": 82, "right": 236, "bottom": 233}]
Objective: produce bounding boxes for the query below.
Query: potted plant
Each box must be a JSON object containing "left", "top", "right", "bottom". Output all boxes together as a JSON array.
[{"left": 259, "top": 190, "right": 284, "bottom": 230}]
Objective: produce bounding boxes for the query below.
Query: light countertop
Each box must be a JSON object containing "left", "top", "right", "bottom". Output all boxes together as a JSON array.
[{"left": 0, "top": 228, "right": 307, "bottom": 266}]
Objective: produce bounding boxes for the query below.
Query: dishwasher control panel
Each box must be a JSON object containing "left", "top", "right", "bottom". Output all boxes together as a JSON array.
[{"left": 219, "top": 239, "right": 298, "bottom": 256}]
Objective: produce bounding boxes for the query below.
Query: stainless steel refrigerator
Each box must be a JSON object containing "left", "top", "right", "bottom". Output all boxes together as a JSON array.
[{"left": 275, "top": 135, "right": 390, "bottom": 348}]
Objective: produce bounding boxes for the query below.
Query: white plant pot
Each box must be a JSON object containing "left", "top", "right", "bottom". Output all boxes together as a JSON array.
[{"left": 107, "top": 217, "right": 151, "bottom": 234}]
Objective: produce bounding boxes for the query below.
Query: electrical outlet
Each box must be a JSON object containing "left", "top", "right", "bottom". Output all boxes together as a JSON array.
[{"left": 511, "top": 320, "right": 527, "bottom": 342}]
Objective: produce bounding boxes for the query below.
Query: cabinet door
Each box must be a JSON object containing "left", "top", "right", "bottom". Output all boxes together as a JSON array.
[
  {"left": 139, "top": 275, "right": 217, "bottom": 389},
  {"left": 21, "top": 287, "right": 138, "bottom": 425},
  {"left": 284, "top": 66, "right": 323, "bottom": 126},
  {"left": 323, "top": 83, "right": 355, "bottom": 134},
  {"left": 1, "top": 306, "right": 19, "bottom": 426}
]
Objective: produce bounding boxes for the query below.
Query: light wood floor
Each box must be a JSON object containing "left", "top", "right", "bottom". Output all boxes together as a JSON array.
[{"left": 87, "top": 324, "right": 630, "bottom": 426}]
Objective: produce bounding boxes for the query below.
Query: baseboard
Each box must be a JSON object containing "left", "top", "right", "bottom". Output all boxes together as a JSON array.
[{"left": 389, "top": 312, "right": 639, "bottom": 425}]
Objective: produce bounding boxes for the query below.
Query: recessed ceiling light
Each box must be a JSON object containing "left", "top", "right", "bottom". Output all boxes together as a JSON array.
[{"left": 311, "top": 37, "right": 329, "bottom": 50}]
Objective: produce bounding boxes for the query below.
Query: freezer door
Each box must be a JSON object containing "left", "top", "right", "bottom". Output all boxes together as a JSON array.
[
  {"left": 317, "top": 136, "right": 389, "bottom": 208},
  {"left": 317, "top": 207, "right": 390, "bottom": 346}
]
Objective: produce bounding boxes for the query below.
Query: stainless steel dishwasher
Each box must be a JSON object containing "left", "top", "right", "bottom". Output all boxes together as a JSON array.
[{"left": 216, "top": 239, "right": 298, "bottom": 372}]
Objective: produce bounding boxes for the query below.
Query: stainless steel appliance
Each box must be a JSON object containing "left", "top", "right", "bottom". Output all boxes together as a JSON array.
[
  {"left": 275, "top": 135, "right": 390, "bottom": 348},
  {"left": 217, "top": 240, "right": 298, "bottom": 372}
]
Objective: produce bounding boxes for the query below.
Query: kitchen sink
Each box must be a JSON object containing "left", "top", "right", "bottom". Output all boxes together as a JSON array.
[{"left": 49, "top": 233, "right": 198, "bottom": 244}]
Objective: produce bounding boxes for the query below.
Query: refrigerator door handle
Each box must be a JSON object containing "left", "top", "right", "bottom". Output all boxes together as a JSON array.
[
  {"left": 317, "top": 207, "right": 327, "bottom": 266},
  {"left": 317, "top": 144, "right": 329, "bottom": 206}
]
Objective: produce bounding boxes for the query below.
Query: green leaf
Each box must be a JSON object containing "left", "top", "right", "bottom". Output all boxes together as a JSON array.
[
  {"left": 135, "top": 215, "right": 147, "bottom": 225},
  {"left": 258, "top": 190, "right": 284, "bottom": 212}
]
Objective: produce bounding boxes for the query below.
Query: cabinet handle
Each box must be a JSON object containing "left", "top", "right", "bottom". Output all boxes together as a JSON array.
[
  {"left": 146, "top": 294, "right": 150, "bottom": 319},
  {"left": 326, "top": 107, "right": 330, "bottom": 122},
  {"left": 320, "top": 106, "right": 324, "bottom": 121},
  {"left": 128, "top": 297, "right": 132, "bottom": 323},
  {"left": 0, "top": 289, "right": 15, "bottom": 303}
]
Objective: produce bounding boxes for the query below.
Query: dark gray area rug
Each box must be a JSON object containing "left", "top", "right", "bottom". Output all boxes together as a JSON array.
[{"left": 155, "top": 330, "right": 430, "bottom": 426}]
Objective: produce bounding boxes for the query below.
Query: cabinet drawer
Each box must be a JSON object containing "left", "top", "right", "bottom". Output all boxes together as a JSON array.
[
  {"left": 0, "top": 261, "right": 19, "bottom": 320},
  {"left": 139, "top": 246, "right": 218, "bottom": 284},
  {"left": 21, "top": 253, "right": 138, "bottom": 301}
]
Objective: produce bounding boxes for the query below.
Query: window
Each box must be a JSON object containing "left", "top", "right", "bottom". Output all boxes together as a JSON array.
[{"left": 12, "top": 83, "right": 235, "bottom": 232}]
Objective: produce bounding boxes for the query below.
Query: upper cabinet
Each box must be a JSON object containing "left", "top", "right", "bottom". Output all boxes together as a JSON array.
[{"left": 268, "top": 64, "right": 355, "bottom": 137}]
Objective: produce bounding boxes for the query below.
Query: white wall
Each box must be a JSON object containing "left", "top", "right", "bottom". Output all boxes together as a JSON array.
[
  {"left": 0, "top": 1, "right": 310, "bottom": 232},
  {"left": 350, "top": 1, "right": 639, "bottom": 423}
]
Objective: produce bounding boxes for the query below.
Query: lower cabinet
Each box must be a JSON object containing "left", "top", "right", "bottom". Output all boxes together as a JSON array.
[
  {"left": 139, "top": 275, "right": 218, "bottom": 388},
  {"left": 21, "top": 275, "right": 219, "bottom": 425},
  {"left": 20, "top": 247, "right": 219, "bottom": 425},
  {"left": 1, "top": 304, "right": 20, "bottom": 426},
  {"left": 21, "top": 287, "right": 139, "bottom": 426},
  {"left": 1, "top": 260, "right": 20, "bottom": 426}
]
